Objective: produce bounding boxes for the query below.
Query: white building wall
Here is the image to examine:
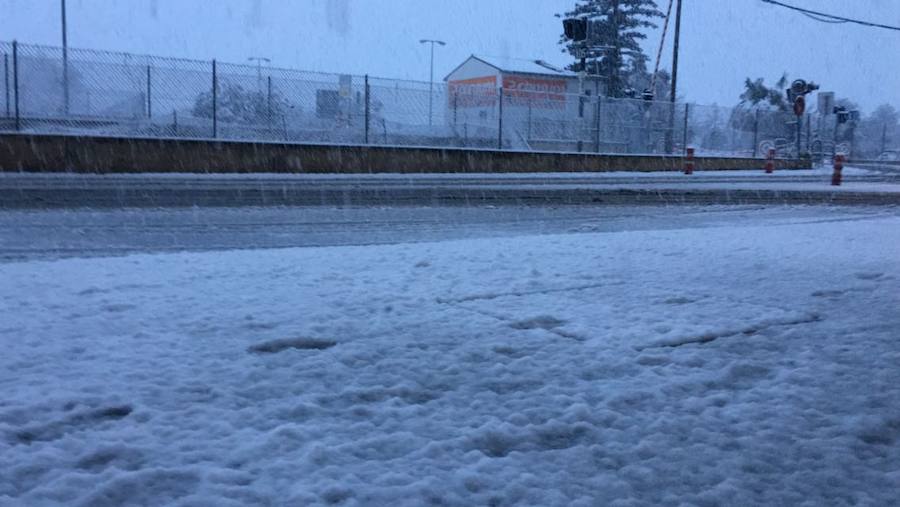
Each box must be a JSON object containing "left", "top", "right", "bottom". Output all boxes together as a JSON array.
[
  {"left": 444, "top": 56, "right": 605, "bottom": 149},
  {"left": 445, "top": 58, "right": 503, "bottom": 134}
]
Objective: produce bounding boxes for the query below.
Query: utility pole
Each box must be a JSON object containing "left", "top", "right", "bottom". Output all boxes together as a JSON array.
[
  {"left": 669, "top": 0, "right": 682, "bottom": 105},
  {"left": 666, "top": 0, "right": 683, "bottom": 153},
  {"left": 61, "top": 0, "right": 69, "bottom": 115},
  {"left": 419, "top": 39, "right": 446, "bottom": 127}
]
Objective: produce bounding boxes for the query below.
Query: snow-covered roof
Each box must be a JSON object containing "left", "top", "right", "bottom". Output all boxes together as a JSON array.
[{"left": 445, "top": 54, "right": 577, "bottom": 80}]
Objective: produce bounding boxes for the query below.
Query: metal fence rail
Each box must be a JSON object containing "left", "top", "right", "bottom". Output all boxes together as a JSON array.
[{"left": 1, "top": 40, "right": 891, "bottom": 161}]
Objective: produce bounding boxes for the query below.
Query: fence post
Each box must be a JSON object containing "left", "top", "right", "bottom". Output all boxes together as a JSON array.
[
  {"left": 62, "top": 38, "right": 69, "bottom": 115},
  {"left": 266, "top": 75, "right": 272, "bottom": 128},
  {"left": 527, "top": 99, "right": 532, "bottom": 144},
  {"left": 364, "top": 74, "right": 370, "bottom": 144},
  {"left": 452, "top": 91, "right": 458, "bottom": 129},
  {"left": 452, "top": 93, "right": 459, "bottom": 146},
  {"left": 146, "top": 64, "right": 152, "bottom": 118},
  {"left": 12, "top": 41, "right": 19, "bottom": 131},
  {"left": 3, "top": 53, "right": 9, "bottom": 118},
  {"left": 596, "top": 97, "right": 602, "bottom": 153},
  {"left": 211, "top": 59, "right": 217, "bottom": 138},
  {"left": 497, "top": 86, "right": 504, "bottom": 150},
  {"left": 752, "top": 108, "right": 759, "bottom": 157},
  {"left": 681, "top": 103, "right": 689, "bottom": 156}
]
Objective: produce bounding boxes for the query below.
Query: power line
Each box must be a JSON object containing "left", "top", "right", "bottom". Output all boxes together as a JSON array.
[
  {"left": 802, "top": 12, "right": 846, "bottom": 25},
  {"left": 761, "top": 0, "right": 900, "bottom": 32}
]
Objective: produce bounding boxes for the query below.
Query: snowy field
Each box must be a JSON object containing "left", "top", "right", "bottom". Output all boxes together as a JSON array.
[{"left": 2, "top": 210, "right": 900, "bottom": 505}]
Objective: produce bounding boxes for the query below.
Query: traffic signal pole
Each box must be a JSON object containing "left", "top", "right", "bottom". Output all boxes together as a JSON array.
[{"left": 563, "top": 16, "right": 590, "bottom": 149}]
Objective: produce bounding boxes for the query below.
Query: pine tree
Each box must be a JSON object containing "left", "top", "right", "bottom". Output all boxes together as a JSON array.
[
  {"left": 738, "top": 75, "right": 790, "bottom": 112},
  {"left": 729, "top": 75, "right": 791, "bottom": 142},
  {"left": 559, "top": 0, "right": 663, "bottom": 98}
]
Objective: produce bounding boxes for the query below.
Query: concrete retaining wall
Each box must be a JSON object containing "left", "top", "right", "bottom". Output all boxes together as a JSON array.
[{"left": 0, "top": 134, "right": 812, "bottom": 173}]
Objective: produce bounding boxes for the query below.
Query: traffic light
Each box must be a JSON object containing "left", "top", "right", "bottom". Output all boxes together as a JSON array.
[
  {"left": 563, "top": 18, "right": 588, "bottom": 42},
  {"left": 790, "top": 79, "right": 808, "bottom": 97},
  {"left": 785, "top": 79, "right": 819, "bottom": 103}
]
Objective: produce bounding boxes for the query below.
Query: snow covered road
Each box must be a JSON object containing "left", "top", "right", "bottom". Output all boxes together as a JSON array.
[
  {"left": 1, "top": 208, "right": 899, "bottom": 505},
  {"left": 0, "top": 204, "right": 893, "bottom": 262},
  {"left": 3, "top": 168, "right": 900, "bottom": 208}
]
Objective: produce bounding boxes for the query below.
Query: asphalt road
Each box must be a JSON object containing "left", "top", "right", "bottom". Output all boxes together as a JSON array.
[{"left": 1, "top": 204, "right": 894, "bottom": 262}]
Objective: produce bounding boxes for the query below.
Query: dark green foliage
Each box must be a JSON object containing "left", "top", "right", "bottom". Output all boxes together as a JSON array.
[
  {"left": 739, "top": 75, "right": 790, "bottom": 112},
  {"left": 559, "top": 0, "right": 663, "bottom": 98},
  {"left": 729, "top": 75, "right": 792, "bottom": 140}
]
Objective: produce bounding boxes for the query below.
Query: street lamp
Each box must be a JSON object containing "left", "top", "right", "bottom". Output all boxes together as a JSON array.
[{"left": 419, "top": 39, "right": 446, "bottom": 126}]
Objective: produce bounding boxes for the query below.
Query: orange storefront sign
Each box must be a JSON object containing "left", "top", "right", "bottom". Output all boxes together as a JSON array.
[
  {"left": 448, "top": 76, "right": 498, "bottom": 108},
  {"left": 502, "top": 75, "right": 567, "bottom": 109}
]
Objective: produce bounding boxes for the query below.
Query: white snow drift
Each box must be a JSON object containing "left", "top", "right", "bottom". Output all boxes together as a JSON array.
[{"left": 1, "top": 214, "right": 899, "bottom": 506}]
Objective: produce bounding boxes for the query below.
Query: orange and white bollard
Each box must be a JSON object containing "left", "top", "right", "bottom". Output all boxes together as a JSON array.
[
  {"left": 765, "top": 148, "right": 775, "bottom": 174},
  {"left": 832, "top": 154, "right": 844, "bottom": 186},
  {"left": 684, "top": 147, "right": 695, "bottom": 175}
]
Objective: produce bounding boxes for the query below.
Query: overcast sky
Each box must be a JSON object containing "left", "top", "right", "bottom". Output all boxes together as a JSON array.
[{"left": 1, "top": 0, "right": 898, "bottom": 112}]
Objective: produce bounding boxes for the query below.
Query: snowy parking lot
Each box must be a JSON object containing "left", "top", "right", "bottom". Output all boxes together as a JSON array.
[{"left": 1, "top": 205, "right": 899, "bottom": 505}]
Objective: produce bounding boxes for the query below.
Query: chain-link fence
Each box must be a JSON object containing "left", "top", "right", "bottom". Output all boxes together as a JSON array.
[{"left": 2, "top": 40, "right": 885, "bottom": 160}]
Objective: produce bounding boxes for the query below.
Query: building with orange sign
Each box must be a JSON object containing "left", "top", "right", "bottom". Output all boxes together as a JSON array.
[{"left": 444, "top": 55, "right": 604, "bottom": 151}]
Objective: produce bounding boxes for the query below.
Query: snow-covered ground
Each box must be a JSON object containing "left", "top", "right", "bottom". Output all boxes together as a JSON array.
[{"left": 1, "top": 212, "right": 899, "bottom": 505}]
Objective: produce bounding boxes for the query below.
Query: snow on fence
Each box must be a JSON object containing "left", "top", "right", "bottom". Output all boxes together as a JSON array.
[{"left": 0, "top": 40, "right": 834, "bottom": 158}]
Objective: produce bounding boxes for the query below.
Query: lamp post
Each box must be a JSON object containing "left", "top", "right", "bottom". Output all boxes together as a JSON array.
[{"left": 419, "top": 39, "right": 445, "bottom": 126}]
